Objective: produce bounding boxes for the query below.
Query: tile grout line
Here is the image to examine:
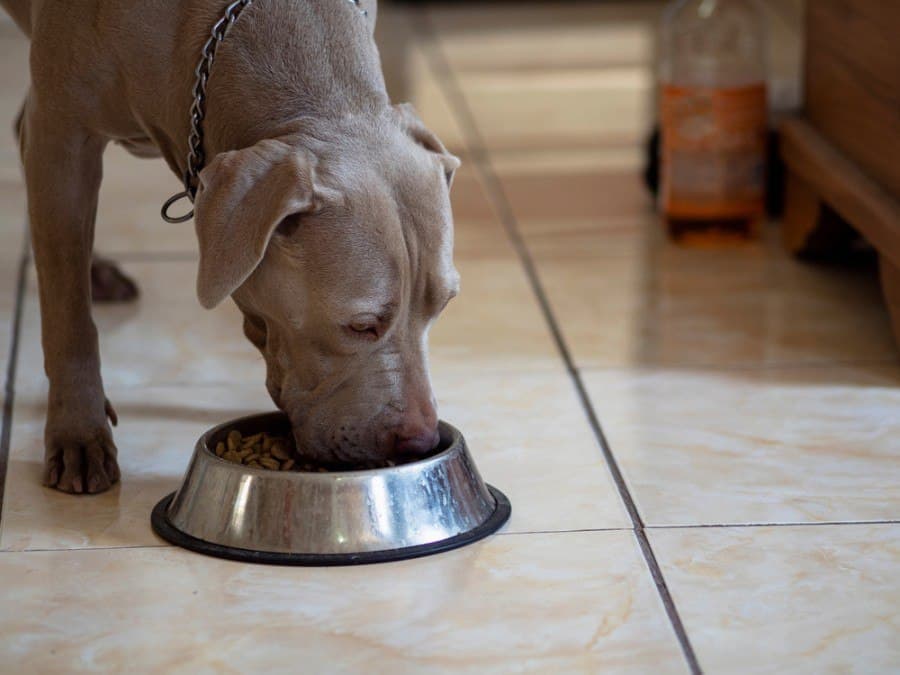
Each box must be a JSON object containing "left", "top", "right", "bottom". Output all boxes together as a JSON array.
[
  {"left": 416, "top": 13, "right": 702, "bottom": 675},
  {"left": 0, "top": 543, "right": 173, "bottom": 555},
  {"left": 0, "top": 226, "right": 30, "bottom": 529},
  {"left": 578, "top": 357, "right": 900, "bottom": 374},
  {"left": 498, "top": 526, "right": 628, "bottom": 536},
  {"left": 6, "top": 518, "right": 900, "bottom": 556},
  {"left": 2, "top": 528, "right": 634, "bottom": 555},
  {"left": 649, "top": 519, "right": 900, "bottom": 530}
]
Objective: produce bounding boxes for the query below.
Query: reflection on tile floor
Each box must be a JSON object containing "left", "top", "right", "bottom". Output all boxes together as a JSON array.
[
  {"left": 2, "top": 371, "right": 627, "bottom": 552},
  {"left": 1, "top": 1, "right": 899, "bottom": 672},
  {"left": 584, "top": 364, "right": 900, "bottom": 526},
  {"left": 0, "top": 179, "right": 26, "bottom": 263},
  {"left": 528, "top": 237, "right": 898, "bottom": 369},
  {"left": 95, "top": 146, "right": 195, "bottom": 258},
  {"left": 0, "top": 23, "right": 27, "bottom": 415},
  {"left": 0, "top": 180, "right": 24, "bottom": 382},
  {"left": 0, "top": 532, "right": 686, "bottom": 674},
  {"left": 429, "top": 1, "right": 661, "bottom": 91},
  {"left": 1, "top": 383, "right": 270, "bottom": 552},
  {"left": 15, "top": 262, "right": 266, "bottom": 390},
  {"left": 14, "top": 255, "right": 561, "bottom": 390},
  {"left": 0, "top": 23, "right": 28, "bottom": 178},
  {"left": 456, "top": 67, "right": 654, "bottom": 152},
  {"left": 651, "top": 525, "right": 900, "bottom": 672},
  {"left": 431, "top": 3, "right": 658, "bottom": 153},
  {"left": 492, "top": 147, "right": 897, "bottom": 369}
]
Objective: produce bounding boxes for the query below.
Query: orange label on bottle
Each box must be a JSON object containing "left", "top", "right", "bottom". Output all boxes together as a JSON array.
[{"left": 660, "top": 83, "right": 767, "bottom": 220}]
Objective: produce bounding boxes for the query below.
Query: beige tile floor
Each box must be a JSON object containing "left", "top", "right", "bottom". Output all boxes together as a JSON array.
[{"left": 1, "top": 2, "right": 898, "bottom": 673}]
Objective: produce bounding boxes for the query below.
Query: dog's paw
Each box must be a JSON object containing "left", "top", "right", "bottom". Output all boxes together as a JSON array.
[
  {"left": 91, "top": 258, "right": 139, "bottom": 303},
  {"left": 43, "top": 403, "right": 120, "bottom": 495}
]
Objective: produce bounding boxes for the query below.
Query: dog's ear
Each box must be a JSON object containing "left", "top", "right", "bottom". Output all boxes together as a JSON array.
[
  {"left": 193, "top": 139, "right": 317, "bottom": 309},
  {"left": 394, "top": 102, "right": 461, "bottom": 187}
]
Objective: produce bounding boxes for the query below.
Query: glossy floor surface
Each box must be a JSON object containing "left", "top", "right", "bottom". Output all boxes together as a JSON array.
[{"left": 1, "top": 2, "right": 897, "bottom": 673}]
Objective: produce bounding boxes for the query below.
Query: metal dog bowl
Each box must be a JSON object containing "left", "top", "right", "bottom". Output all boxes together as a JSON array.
[{"left": 152, "top": 412, "right": 510, "bottom": 565}]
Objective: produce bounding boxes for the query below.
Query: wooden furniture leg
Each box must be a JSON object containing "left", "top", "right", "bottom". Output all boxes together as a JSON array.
[
  {"left": 880, "top": 255, "right": 900, "bottom": 346},
  {"left": 782, "top": 169, "right": 858, "bottom": 259}
]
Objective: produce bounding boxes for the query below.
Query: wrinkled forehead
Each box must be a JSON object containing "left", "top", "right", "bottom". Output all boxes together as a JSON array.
[
  {"left": 393, "top": 174, "right": 458, "bottom": 301},
  {"left": 297, "top": 176, "right": 457, "bottom": 314}
]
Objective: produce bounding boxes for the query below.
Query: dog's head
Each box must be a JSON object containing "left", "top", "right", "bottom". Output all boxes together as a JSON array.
[{"left": 193, "top": 105, "right": 459, "bottom": 463}]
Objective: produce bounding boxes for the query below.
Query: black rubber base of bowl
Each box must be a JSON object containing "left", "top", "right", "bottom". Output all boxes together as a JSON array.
[{"left": 151, "top": 486, "right": 511, "bottom": 566}]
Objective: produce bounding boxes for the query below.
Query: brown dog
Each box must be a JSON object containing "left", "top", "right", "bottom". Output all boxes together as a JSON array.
[{"left": 2, "top": 0, "right": 460, "bottom": 493}]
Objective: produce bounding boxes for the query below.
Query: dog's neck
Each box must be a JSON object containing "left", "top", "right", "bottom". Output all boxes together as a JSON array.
[{"left": 196, "top": 0, "right": 388, "bottom": 162}]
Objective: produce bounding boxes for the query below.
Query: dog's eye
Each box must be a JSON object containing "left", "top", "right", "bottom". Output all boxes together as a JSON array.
[
  {"left": 346, "top": 319, "right": 380, "bottom": 341},
  {"left": 275, "top": 214, "right": 302, "bottom": 238}
]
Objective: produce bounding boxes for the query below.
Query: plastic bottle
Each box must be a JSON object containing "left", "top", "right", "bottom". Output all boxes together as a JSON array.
[{"left": 659, "top": 0, "right": 768, "bottom": 245}]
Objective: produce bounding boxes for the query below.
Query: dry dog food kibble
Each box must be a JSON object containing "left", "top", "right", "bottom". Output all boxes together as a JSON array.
[
  {"left": 215, "top": 429, "right": 407, "bottom": 472},
  {"left": 215, "top": 430, "right": 299, "bottom": 471}
]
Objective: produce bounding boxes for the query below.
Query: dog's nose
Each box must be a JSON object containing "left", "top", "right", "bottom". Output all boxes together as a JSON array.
[
  {"left": 391, "top": 401, "right": 440, "bottom": 456},
  {"left": 393, "top": 427, "right": 440, "bottom": 456}
]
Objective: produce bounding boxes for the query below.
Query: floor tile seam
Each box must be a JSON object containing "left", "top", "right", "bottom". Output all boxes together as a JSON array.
[
  {"left": 0, "top": 527, "right": 640, "bottom": 555},
  {"left": 498, "top": 526, "right": 631, "bottom": 537},
  {"left": 576, "top": 358, "right": 900, "bottom": 376},
  {"left": 647, "top": 520, "right": 900, "bottom": 531},
  {"left": 0, "top": 543, "right": 171, "bottom": 554},
  {"left": 417, "top": 14, "right": 702, "bottom": 674},
  {"left": 0, "top": 527, "right": 632, "bottom": 555}
]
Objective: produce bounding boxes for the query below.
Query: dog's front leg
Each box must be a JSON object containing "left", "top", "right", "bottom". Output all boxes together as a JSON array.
[{"left": 21, "top": 101, "right": 120, "bottom": 494}]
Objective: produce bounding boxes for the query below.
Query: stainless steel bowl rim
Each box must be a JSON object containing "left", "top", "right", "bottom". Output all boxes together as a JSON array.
[
  {"left": 198, "top": 415, "right": 466, "bottom": 477},
  {"left": 152, "top": 486, "right": 510, "bottom": 566}
]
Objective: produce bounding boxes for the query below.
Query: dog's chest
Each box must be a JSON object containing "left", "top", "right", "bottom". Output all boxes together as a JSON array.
[{"left": 114, "top": 136, "right": 162, "bottom": 159}]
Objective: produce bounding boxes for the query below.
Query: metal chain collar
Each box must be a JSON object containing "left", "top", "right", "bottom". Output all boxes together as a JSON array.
[{"left": 161, "top": 0, "right": 368, "bottom": 223}]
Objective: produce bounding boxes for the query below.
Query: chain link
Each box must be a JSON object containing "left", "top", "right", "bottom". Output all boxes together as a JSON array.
[{"left": 162, "top": 0, "right": 255, "bottom": 222}]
